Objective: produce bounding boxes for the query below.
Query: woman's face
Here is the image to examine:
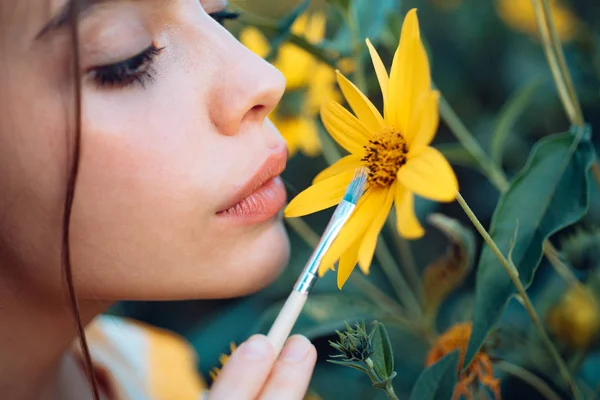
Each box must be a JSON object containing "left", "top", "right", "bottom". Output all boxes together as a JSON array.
[{"left": 0, "top": 0, "right": 290, "bottom": 301}]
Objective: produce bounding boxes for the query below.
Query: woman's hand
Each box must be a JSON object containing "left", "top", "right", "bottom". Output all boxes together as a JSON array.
[{"left": 207, "top": 334, "right": 317, "bottom": 400}]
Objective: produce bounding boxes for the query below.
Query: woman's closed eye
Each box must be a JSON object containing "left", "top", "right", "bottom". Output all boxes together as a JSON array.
[
  {"left": 87, "top": 8, "right": 240, "bottom": 90},
  {"left": 89, "top": 44, "right": 164, "bottom": 89}
]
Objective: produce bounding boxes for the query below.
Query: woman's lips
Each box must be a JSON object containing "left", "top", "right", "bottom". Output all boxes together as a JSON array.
[
  {"left": 217, "top": 175, "right": 287, "bottom": 223},
  {"left": 216, "top": 147, "right": 288, "bottom": 224}
]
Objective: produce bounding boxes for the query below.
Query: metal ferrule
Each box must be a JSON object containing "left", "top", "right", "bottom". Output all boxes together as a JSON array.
[{"left": 293, "top": 200, "right": 356, "bottom": 294}]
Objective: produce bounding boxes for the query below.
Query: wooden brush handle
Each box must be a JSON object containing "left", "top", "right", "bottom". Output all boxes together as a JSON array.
[{"left": 266, "top": 290, "right": 308, "bottom": 356}]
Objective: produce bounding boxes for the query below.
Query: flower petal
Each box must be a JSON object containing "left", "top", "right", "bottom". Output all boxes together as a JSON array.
[
  {"left": 365, "top": 38, "right": 390, "bottom": 121},
  {"left": 358, "top": 185, "right": 395, "bottom": 273},
  {"left": 296, "top": 118, "right": 322, "bottom": 157},
  {"left": 304, "top": 12, "right": 326, "bottom": 43},
  {"left": 313, "top": 155, "right": 363, "bottom": 184},
  {"left": 335, "top": 71, "right": 384, "bottom": 133},
  {"left": 398, "top": 147, "right": 458, "bottom": 202},
  {"left": 337, "top": 240, "right": 361, "bottom": 289},
  {"left": 285, "top": 169, "right": 355, "bottom": 217},
  {"left": 407, "top": 90, "right": 440, "bottom": 152},
  {"left": 395, "top": 185, "right": 424, "bottom": 239},
  {"left": 240, "top": 27, "right": 270, "bottom": 58},
  {"left": 388, "top": 9, "right": 432, "bottom": 136},
  {"left": 321, "top": 100, "right": 370, "bottom": 155},
  {"left": 319, "top": 189, "right": 386, "bottom": 274}
]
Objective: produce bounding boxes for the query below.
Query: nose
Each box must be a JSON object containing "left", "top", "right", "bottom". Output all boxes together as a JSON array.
[{"left": 209, "top": 36, "right": 286, "bottom": 137}]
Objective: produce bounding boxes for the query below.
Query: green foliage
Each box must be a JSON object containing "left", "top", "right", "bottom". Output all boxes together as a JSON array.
[
  {"left": 329, "top": 321, "right": 399, "bottom": 399},
  {"left": 408, "top": 351, "right": 460, "bottom": 400},
  {"left": 465, "top": 127, "right": 596, "bottom": 367},
  {"left": 490, "top": 78, "right": 542, "bottom": 166},
  {"left": 371, "top": 322, "right": 395, "bottom": 382}
]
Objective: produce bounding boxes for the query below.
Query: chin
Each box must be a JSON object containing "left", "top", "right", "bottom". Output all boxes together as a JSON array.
[{"left": 223, "top": 220, "right": 291, "bottom": 298}]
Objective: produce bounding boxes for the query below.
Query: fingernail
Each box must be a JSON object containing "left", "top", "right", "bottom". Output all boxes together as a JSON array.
[
  {"left": 280, "top": 335, "right": 311, "bottom": 363},
  {"left": 240, "top": 335, "right": 272, "bottom": 360}
]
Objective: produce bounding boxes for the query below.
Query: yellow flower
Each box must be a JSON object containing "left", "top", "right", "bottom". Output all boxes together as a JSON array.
[
  {"left": 496, "top": 0, "right": 578, "bottom": 42},
  {"left": 285, "top": 9, "right": 458, "bottom": 288},
  {"left": 426, "top": 323, "right": 501, "bottom": 400},
  {"left": 209, "top": 342, "right": 237, "bottom": 381},
  {"left": 546, "top": 284, "right": 600, "bottom": 350},
  {"left": 240, "top": 13, "right": 340, "bottom": 157}
]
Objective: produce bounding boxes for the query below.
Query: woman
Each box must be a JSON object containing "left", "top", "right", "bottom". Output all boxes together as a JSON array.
[{"left": 0, "top": 0, "right": 317, "bottom": 399}]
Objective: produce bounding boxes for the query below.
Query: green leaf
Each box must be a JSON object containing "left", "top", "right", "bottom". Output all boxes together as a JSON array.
[
  {"left": 490, "top": 78, "right": 541, "bottom": 166},
  {"left": 325, "top": 0, "right": 350, "bottom": 12},
  {"left": 408, "top": 350, "right": 460, "bottom": 400},
  {"left": 329, "top": 0, "right": 400, "bottom": 55},
  {"left": 371, "top": 321, "right": 395, "bottom": 379},
  {"left": 252, "top": 293, "right": 388, "bottom": 339},
  {"left": 328, "top": 359, "right": 370, "bottom": 375},
  {"left": 465, "top": 127, "right": 596, "bottom": 368},
  {"left": 277, "top": 0, "right": 312, "bottom": 32}
]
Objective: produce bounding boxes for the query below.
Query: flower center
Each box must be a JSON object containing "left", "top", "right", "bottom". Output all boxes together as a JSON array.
[{"left": 361, "top": 127, "right": 408, "bottom": 188}]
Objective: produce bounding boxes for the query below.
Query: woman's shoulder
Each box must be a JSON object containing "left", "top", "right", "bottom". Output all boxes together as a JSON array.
[{"left": 74, "top": 315, "right": 207, "bottom": 400}]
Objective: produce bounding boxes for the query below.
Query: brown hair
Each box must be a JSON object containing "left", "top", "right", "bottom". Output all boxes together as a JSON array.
[{"left": 64, "top": 3, "right": 100, "bottom": 399}]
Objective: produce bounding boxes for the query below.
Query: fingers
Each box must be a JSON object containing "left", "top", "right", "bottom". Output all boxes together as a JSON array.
[
  {"left": 208, "top": 334, "right": 276, "bottom": 400},
  {"left": 258, "top": 335, "right": 317, "bottom": 400}
]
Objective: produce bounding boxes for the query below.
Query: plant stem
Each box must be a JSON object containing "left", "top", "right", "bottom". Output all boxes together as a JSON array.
[
  {"left": 531, "top": 0, "right": 600, "bottom": 191},
  {"left": 530, "top": 0, "right": 581, "bottom": 126},
  {"left": 387, "top": 210, "right": 421, "bottom": 291},
  {"left": 455, "top": 192, "right": 582, "bottom": 400},
  {"left": 365, "top": 358, "right": 399, "bottom": 400},
  {"left": 543, "top": 241, "right": 579, "bottom": 285},
  {"left": 495, "top": 361, "right": 563, "bottom": 400},
  {"left": 532, "top": 0, "right": 584, "bottom": 126},
  {"left": 438, "top": 92, "right": 509, "bottom": 192},
  {"left": 375, "top": 237, "right": 423, "bottom": 318},
  {"left": 439, "top": 88, "right": 580, "bottom": 286}
]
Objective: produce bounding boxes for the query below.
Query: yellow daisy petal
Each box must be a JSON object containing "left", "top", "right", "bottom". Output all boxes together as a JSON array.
[
  {"left": 319, "top": 189, "right": 386, "bottom": 275},
  {"left": 313, "top": 155, "right": 363, "bottom": 184},
  {"left": 285, "top": 169, "right": 355, "bottom": 217},
  {"left": 395, "top": 185, "right": 424, "bottom": 239},
  {"left": 291, "top": 13, "right": 309, "bottom": 36},
  {"left": 240, "top": 27, "right": 270, "bottom": 59},
  {"left": 306, "top": 64, "right": 339, "bottom": 115},
  {"left": 278, "top": 44, "right": 314, "bottom": 90},
  {"left": 321, "top": 100, "right": 371, "bottom": 155},
  {"left": 335, "top": 71, "right": 384, "bottom": 133},
  {"left": 358, "top": 185, "right": 395, "bottom": 273},
  {"left": 388, "top": 8, "right": 431, "bottom": 135},
  {"left": 407, "top": 90, "right": 440, "bottom": 152},
  {"left": 337, "top": 240, "right": 361, "bottom": 289},
  {"left": 398, "top": 147, "right": 458, "bottom": 202},
  {"left": 296, "top": 118, "right": 322, "bottom": 157},
  {"left": 305, "top": 11, "right": 326, "bottom": 44},
  {"left": 365, "top": 38, "right": 390, "bottom": 121}
]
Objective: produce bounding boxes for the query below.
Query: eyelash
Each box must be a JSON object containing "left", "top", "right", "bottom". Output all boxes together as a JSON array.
[{"left": 90, "top": 9, "right": 241, "bottom": 89}]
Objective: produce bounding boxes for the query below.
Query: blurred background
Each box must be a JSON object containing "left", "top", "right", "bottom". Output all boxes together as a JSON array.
[{"left": 112, "top": 0, "right": 600, "bottom": 398}]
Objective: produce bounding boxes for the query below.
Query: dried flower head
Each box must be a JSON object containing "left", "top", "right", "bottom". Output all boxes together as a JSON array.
[{"left": 426, "top": 323, "right": 501, "bottom": 400}]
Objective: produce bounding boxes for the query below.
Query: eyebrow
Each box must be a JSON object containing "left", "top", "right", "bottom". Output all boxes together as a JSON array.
[{"left": 36, "top": 0, "right": 108, "bottom": 39}]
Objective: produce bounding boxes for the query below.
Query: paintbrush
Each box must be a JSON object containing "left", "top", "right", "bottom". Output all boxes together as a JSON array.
[{"left": 266, "top": 167, "right": 369, "bottom": 355}]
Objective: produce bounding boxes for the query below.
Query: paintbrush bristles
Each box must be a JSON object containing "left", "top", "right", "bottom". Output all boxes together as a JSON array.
[{"left": 342, "top": 167, "right": 369, "bottom": 204}]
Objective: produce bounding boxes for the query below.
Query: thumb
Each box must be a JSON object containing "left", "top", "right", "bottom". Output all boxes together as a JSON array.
[{"left": 207, "top": 335, "right": 276, "bottom": 400}]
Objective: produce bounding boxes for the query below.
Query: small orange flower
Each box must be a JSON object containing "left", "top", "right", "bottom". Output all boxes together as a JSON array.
[{"left": 426, "top": 323, "right": 501, "bottom": 400}]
